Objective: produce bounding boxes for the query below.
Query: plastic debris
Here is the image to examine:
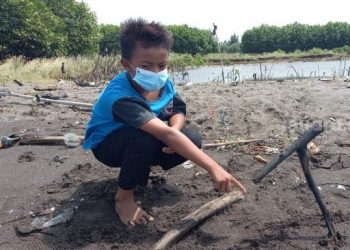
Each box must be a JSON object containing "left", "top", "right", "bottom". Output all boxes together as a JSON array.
[
  {"left": 31, "top": 208, "right": 74, "bottom": 229},
  {"left": 337, "top": 185, "right": 346, "bottom": 191},
  {"left": 31, "top": 217, "right": 48, "bottom": 228},
  {"left": 63, "top": 133, "right": 81, "bottom": 147},
  {"left": 0, "top": 134, "right": 20, "bottom": 148},
  {"left": 182, "top": 160, "right": 194, "bottom": 169}
]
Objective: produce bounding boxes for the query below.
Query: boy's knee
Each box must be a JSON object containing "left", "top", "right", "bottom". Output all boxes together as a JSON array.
[
  {"left": 181, "top": 128, "right": 202, "bottom": 149},
  {"left": 127, "top": 129, "right": 160, "bottom": 152}
]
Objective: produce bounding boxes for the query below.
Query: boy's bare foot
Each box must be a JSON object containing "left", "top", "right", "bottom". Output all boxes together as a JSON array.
[{"left": 115, "top": 188, "right": 154, "bottom": 227}]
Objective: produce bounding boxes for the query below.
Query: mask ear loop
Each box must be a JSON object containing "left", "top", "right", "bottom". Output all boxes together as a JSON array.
[{"left": 126, "top": 60, "right": 138, "bottom": 79}]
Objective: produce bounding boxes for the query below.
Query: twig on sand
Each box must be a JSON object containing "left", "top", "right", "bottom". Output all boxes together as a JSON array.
[
  {"left": 318, "top": 183, "right": 350, "bottom": 188},
  {"left": 0, "top": 210, "right": 54, "bottom": 226},
  {"left": 0, "top": 90, "right": 93, "bottom": 109},
  {"left": 153, "top": 191, "right": 244, "bottom": 250},
  {"left": 203, "top": 138, "right": 264, "bottom": 149}
]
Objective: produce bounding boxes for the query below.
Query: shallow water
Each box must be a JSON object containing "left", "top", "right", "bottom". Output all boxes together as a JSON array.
[{"left": 171, "top": 59, "right": 349, "bottom": 84}]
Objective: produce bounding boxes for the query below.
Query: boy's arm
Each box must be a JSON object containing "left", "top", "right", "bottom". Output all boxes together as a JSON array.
[
  {"left": 168, "top": 113, "right": 185, "bottom": 130},
  {"left": 168, "top": 93, "right": 186, "bottom": 130},
  {"left": 140, "top": 117, "right": 246, "bottom": 193}
]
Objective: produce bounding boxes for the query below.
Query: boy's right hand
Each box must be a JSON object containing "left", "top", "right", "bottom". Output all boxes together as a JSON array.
[{"left": 209, "top": 166, "right": 246, "bottom": 193}]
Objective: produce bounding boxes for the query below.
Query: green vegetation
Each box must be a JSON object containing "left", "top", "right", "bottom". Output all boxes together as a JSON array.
[
  {"left": 241, "top": 22, "right": 350, "bottom": 53},
  {"left": 98, "top": 24, "right": 120, "bottom": 55},
  {"left": 168, "top": 25, "right": 218, "bottom": 55},
  {"left": 1, "top": 46, "right": 349, "bottom": 84},
  {"left": 1, "top": 1, "right": 350, "bottom": 83},
  {"left": 0, "top": 0, "right": 67, "bottom": 58},
  {"left": 0, "top": 0, "right": 99, "bottom": 59}
]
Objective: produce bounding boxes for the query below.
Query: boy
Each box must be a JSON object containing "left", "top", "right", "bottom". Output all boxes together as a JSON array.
[{"left": 83, "top": 18, "right": 246, "bottom": 227}]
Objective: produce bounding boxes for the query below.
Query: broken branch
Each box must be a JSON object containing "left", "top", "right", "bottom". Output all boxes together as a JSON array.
[
  {"left": 153, "top": 191, "right": 244, "bottom": 250},
  {"left": 0, "top": 90, "right": 93, "bottom": 109}
]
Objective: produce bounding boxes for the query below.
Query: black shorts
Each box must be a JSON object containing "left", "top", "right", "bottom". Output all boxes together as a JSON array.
[{"left": 92, "top": 127, "right": 202, "bottom": 190}]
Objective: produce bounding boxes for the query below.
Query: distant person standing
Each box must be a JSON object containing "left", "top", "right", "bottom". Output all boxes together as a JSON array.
[{"left": 212, "top": 23, "right": 217, "bottom": 36}]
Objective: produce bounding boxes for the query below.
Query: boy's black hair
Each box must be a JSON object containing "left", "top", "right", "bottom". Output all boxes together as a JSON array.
[{"left": 120, "top": 18, "right": 173, "bottom": 60}]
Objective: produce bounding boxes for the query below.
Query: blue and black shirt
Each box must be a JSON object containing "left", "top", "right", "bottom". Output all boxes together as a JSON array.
[{"left": 83, "top": 71, "right": 186, "bottom": 150}]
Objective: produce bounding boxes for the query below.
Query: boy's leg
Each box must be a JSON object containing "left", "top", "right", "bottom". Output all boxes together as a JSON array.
[
  {"left": 92, "top": 127, "right": 160, "bottom": 226},
  {"left": 153, "top": 127, "right": 202, "bottom": 170}
]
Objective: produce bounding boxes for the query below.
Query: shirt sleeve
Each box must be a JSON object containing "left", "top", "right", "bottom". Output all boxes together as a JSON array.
[
  {"left": 173, "top": 93, "right": 186, "bottom": 116},
  {"left": 112, "top": 97, "right": 155, "bottom": 128}
]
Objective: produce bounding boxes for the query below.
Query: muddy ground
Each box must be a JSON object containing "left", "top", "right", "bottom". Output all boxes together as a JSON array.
[{"left": 0, "top": 78, "right": 349, "bottom": 249}]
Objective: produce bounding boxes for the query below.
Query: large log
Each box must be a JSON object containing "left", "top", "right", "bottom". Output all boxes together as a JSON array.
[{"left": 153, "top": 191, "right": 244, "bottom": 250}]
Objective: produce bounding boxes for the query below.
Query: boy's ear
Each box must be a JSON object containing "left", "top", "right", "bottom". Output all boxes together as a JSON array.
[{"left": 120, "top": 58, "right": 130, "bottom": 71}]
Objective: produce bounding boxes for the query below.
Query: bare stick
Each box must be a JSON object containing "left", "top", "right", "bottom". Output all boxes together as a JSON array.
[
  {"left": 203, "top": 138, "right": 264, "bottom": 149},
  {"left": 342, "top": 58, "right": 347, "bottom": 77},
  {"left": 0, "top": 91, "right": 93, "bottom": 108},
  {"left": 36, "top": 96, "right": 93, "bottom": 108},
  {"left": 0, "top": 210, "right": 54, "bottom": 226},
  {"left": 13, "top": 80, "right": 24, "bottom": 86},
  {"left": 290, "top": 65, "right": 300, "bottom": 78},
  {"left": 153, "top": 191, "right": 244, "bottom": 250},
  {"left": 0, "top": 91, "right": 35, "bottom": 100}
]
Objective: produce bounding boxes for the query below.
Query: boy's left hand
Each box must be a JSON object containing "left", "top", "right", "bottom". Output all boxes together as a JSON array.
[{"left": 162, "top": 146, "right": 175, "bottom": 154}]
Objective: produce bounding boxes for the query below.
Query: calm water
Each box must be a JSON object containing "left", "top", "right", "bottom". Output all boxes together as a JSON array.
[{"left": 171, "top": 59, "right": 349, "bottom": 84}]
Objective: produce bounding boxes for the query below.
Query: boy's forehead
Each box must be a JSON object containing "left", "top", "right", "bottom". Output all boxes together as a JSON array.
[{"left": 131, "top": 42, "right": 169, "bottom": 62}]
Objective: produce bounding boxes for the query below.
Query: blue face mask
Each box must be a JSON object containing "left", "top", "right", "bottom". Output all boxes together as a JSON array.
[{"left": 129, "top": 64, "right": 169, "bottom": 92}]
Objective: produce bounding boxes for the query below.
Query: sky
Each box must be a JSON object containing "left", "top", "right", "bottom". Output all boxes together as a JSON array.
[{"left": 82, "top": 0, "right": 350, "bottom": 41}]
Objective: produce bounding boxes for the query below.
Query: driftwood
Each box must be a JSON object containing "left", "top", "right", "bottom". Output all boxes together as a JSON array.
[
  {"left": 203, "top": 138, "right": 263, "bottom": 149},
  {"left": 153, "top": 191, "right": 244, "bottom": 250},
  {"left": 319, "top": 78, "right": 333, "bottom": 82},
  {"left": 337, "top": 139, "right": 350, "bottom": 147},
  {"left": 35, "top": 95, "right": 93, "bottom": 108},
  {"left": 0, "top": 90, "right": 93, "bottom": 109},
  {"left": 20, "top": 135, "right": 84, "bottom": 145},
  {"left": 33, "top": 85, "right": 58, "bottom": 91}
]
